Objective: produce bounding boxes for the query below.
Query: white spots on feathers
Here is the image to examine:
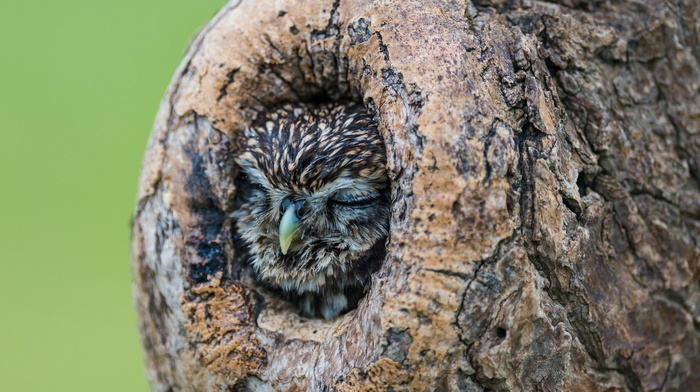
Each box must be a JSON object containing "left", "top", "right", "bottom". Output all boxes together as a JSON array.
[{"left": 232, "top": 102, "right": 390, "bottom": 319}]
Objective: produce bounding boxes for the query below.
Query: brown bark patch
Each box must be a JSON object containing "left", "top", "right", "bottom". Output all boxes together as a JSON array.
[{"left": 182, "top": 273, "right": 266, "bottom": 379}]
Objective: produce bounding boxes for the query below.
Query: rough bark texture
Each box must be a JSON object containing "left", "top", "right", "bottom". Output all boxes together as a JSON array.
[{"left": 131, "top": 0, "right": 700, "bottom": 391}]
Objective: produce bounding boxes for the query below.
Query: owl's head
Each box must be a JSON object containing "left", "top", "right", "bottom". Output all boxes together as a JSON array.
[{"left": 233, "top": 103, "right": 390, "bottom": 302}]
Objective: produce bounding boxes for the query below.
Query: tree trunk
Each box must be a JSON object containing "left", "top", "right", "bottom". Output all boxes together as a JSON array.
[{"left": 131, "top": 0, "right": 700, "bottom": 390}]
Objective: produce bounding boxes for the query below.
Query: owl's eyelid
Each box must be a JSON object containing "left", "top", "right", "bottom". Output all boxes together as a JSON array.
[
  {"left": 245, "top": 181, "right": 268, "bottom": 194},
  {"left": 329, "top": 194, "right": 380, "bottom": 207}
]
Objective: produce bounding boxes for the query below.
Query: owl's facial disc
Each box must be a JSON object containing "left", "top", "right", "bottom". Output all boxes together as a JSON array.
[{"left": 274, "top": 178, "right": 385, "bottom": 256}]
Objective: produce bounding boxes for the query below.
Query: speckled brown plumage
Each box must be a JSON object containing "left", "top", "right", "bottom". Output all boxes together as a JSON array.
[{"left": 232, "top": 102, "right": 389, "bottom": 319}]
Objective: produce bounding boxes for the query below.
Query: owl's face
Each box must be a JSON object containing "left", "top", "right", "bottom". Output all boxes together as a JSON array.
[{"left": 233, "top": 103, "right": 390, "bottom": 319}]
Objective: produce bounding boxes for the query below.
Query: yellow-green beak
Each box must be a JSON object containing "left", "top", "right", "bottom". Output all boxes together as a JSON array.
[{"left": 279, "top": 205, "right": 302, "bottom": 255}]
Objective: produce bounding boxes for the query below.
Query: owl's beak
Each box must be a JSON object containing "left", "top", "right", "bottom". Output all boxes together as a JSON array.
[{"left": 279, "top": 205, "right": 302, "bottom": 255}]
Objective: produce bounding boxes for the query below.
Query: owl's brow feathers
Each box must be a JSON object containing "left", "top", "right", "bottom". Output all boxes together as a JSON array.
[{"left": 240, "top": 103, "right": 386, "bottom": 191}]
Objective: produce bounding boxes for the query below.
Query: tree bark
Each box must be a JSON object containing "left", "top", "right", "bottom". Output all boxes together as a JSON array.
[{"left": 131, "top": 0, "right": 700, "bottom": 391}]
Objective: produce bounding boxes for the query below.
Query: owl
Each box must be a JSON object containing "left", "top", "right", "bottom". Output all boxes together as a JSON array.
[{"left": 232, "top": 102, "right": 390, "bottom": 319}]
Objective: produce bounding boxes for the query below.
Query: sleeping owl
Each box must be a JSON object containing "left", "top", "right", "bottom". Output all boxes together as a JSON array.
[{"left": 232, "top": 102, "right": 390, "bottom": 319}]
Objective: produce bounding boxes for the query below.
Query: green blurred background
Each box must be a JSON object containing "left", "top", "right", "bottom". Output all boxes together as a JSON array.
[{"left": 0, "top": 1, "right": 225, "bottom": 390}]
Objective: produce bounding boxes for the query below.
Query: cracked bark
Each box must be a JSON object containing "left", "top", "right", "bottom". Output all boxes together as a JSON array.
[{"left": 132, "top": 0, "right": 700, "bottom": 391}]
